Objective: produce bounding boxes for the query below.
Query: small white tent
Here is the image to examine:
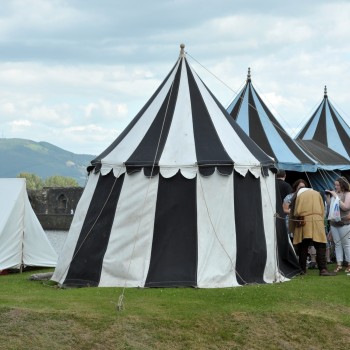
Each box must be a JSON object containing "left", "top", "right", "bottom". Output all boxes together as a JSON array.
[{"left": 0, "top": 178, "right": 58, "bottom": 270}]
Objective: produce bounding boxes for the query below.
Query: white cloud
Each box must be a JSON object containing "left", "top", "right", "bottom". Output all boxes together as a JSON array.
[
  {"left": 11, "top": 119, "right": 31, "bottom": 127},
  {"left": 0, "top": 0, "right": 90, "bottom": 39},
  {"left": 28, "top": 105, "right": 72, "bottom": 126},
  {"left": 0, "top": 102, "right": 16, "bottom": 114},
  {"left": 84, "top": 103, "right": 98, "bottom": 118},
  {"left": 56, "top": 124, "right": 119, "bottom": 155},
  {"left": 84, "top": 100, "right": 128, "bottom": 120},
  {"left": 0, "top": 0, "right": 349, "bottom": 155}
]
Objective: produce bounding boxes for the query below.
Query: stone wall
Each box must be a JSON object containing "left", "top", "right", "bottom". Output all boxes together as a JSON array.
[
  {"left": 28, "top": 187, "right": 83, "bottom": 230},
  {"left": 36, "top": 214, "right": 74, "bottom": 230}
]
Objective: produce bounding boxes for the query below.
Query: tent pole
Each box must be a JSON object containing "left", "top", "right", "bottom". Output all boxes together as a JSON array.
[{"left": 20, "top": 229, "right": 25, "bottom": 274}]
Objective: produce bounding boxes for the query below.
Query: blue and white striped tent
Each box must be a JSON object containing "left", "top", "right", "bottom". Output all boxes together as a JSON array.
[
  {"left": 52, "top": 46, "right": 299, "bottom": 288},
  {"left": 296, "top": 86, "right": 350, "bottom": 162},
  {"left": 226, "top": 69, "right": 317, "bottom": 172}
]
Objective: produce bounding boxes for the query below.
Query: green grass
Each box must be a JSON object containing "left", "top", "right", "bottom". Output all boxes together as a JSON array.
[{"left": 1, "top": 266, "right": 350, "bottom": 350}]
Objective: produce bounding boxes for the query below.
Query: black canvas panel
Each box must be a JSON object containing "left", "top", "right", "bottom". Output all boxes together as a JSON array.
[
  {"left": 296, "top": 139, "right": 350, "bottom": 165},
  {"left": 143, "top": 166, "right": 160, "bottom": 177},
  {"left": 145, "top": 172, "right": 197, "bottom": 287},
  {"left": 198, "top": 166, "right": 216, "bottom": 176},
  {"left": 313, "top": 101, "right": 327, "bottom": 144},
  {"left": 64, "top": 172, "right": 125, "bottom": 286},
  {"left": 185, "top": 60, "right": 232, "bottom": 167},
  {"left": 89, "top": 61, "right": 179, "bottom": 170},
  {"left": 296, "top": 102, "right": 320, "bottom": 140},
  {"left": 216, "top": 165, "right": 234, "bottom": 176},
  {"left": 247, "top": 85, "right": 275, "bottom": 159},
  {"left": 209, "top": 86, "right": 275, "bottom": 167},
  {"left": 254, "top": 86, "right": 315, "bottom": 164},
  {"left": 228, "top": 87, "right": 247, "bottom": 120},
  {"left": 125, "top": 60, "right": 182, "bottom": 166},
  {"left": 275, "top": 180, "right": 301, "bottom": 278},
  {"left": 234, "top": 171, "right": 267, "bottom": 284}
]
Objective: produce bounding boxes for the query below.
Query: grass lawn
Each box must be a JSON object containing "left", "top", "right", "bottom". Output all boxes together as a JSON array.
[{"left": 0, "top": 265, "right": 349, "bottom": 350}]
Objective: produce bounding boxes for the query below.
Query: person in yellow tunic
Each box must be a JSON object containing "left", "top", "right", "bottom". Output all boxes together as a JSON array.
[{"left": 289, "top": 187, "right": 336, "bottom": 276}]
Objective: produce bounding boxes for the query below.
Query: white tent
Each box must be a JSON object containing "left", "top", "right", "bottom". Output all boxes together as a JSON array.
[{"left": 0, "top": 178, "right": 58, "bottom": 270}]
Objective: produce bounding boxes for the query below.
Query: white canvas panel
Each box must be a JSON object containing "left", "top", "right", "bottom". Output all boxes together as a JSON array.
[
  {"left": 52, "top": 172, "right": 100, "bottom": 283},
  {"left": 23, "top": 195, "right": 58, "bottom": 267},
  {"left": 233, "top": 165, "right": 264, "bottom": 178},
  {"left": 191, "top": 70, "right": 263, "bottom": 169},
  {"left": 235, "top": 90, "right": 250, "bottom": 134},
  {"left": 226, "top": 92, "right": 242, "bottom": 114},
  {"left": 159, "top": 167, "right": 181, "bottom": 178},
  {"left": 101, "top": 61, "right": 180, "bottom": 168},
  {"left": 180, "top": 167, "right": 198, "bottom": 179},
  {"left": 0, "top": 180, "right": 24, "bottom": 269},
  {"left": 159, "top": 166, "right": 198, "bottom": 179},
  {"left": 99, "top": 171, "right": 158, "bottom": 287},
  {"left": 260, "top": 172, "right": 286, "bottom": 282},
  {"left": 301, "top": 108, "right": 321, "bottom": 139},
  {"left": 99, "top": 165, "right": 126, "bottom": 177},
  {"left": 159, "top": 60, "right": 197, "bottom": 167},
  {"left": 196, "top": 172, "right": 239, "bottom": 287}
]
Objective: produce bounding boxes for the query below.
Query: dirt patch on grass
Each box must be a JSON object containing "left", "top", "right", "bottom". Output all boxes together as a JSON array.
[
  {"left": 0, "top": 307, "right": 100, "bottom": 350},
  {"left": 1, "top": 307, "right": 350, "bottom": 350}
]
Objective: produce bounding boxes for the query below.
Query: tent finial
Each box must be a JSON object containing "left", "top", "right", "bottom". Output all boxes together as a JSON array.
[
  {"left": 247, "top": 67, "right": 251, "bottom": 82},
  {"left": 179, "top": 43, "right": 186, "bottom": 58},
  {"left": 324, "top": 85, "right": 327, "bottom": 98}
]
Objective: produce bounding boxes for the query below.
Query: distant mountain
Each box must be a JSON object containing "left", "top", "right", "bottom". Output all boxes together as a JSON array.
[{"left": 0, "top": 138, "right": 96, "bottom": 186}]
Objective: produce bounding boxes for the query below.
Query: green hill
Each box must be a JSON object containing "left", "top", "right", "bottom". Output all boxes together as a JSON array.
[{"left": 0, "top": 138, "right": 95, "bottom": 186}]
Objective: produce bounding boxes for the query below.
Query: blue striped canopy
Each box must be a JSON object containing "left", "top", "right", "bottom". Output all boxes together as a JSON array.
[
  {"left": 226, "top": 69, "right": 317, "bottom": 172},
  {"left": 296, "top": 86, "right": 350, "bottom": 162}
]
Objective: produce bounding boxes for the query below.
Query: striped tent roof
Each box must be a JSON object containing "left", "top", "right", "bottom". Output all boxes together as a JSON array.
[
  {"left": 52, "top": 45, "right": 300, "bottom": 288},
  {"left": 296, "top": 86, "right": 350, "bottom": 161},
  {"left": 226, "top": 69, "right": 317, "bottom": 172},
  {"left": 89, "top": 47, "right": 274, "bottom": 179},
  {"left": 296, "top": 139, "right": 350, "bottom": 171}
]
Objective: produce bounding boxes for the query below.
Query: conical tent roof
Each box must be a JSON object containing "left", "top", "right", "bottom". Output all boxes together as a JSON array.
[
  {"left": 52, "top": 46, "right": 299, "bottom": 288},
  {"left": 296, "top": 86, "right": 350, "bottom": 161},
  {"left": 226, "top": 69, "right": 317, "bottom": 172},
  {"left": 89, "top": 48, "right": 274, "bottom": 178}
]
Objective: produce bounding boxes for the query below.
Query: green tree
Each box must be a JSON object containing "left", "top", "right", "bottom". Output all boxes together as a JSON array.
[
  {"left": 43, "top": 175, "right": 79, "bottom": 187},
  {"left": 17, "top": 172, "right": 43, "bottom": 190}
]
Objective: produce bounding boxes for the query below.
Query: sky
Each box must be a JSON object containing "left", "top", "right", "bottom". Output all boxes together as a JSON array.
[{"left": 1, "top": 0, "right": 350, "bottom": 156}]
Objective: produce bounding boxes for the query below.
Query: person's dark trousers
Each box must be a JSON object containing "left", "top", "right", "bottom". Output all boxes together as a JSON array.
[
  {"left": 296, "top": 239, "right": 310, "bottom": 273},
  {"left": 313, "top": 241, "right": 327, "bottom": 271},
  {"left": 296, "top": 239, "right": 327, "bottom": 273}
]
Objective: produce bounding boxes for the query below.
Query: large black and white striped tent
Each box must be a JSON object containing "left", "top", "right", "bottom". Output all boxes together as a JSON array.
[
  {"left": 296, "top": 86, "right": 350, "bottom": 161},
  {"left": 226, "top": 69, "right": 317, "bottom": 172},
  {"left": 52, "top": 45, "right": 299, "bottom": 288}
]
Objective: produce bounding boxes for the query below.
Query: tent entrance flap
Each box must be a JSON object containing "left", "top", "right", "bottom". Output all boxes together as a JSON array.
[{"left": 145, "top": 172, "right": 197, "bottom": 287}]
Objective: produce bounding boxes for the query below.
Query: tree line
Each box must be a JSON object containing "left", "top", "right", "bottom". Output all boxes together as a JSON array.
[{"left": 17, "top": 173, "right": 80, "bottom": 190}]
